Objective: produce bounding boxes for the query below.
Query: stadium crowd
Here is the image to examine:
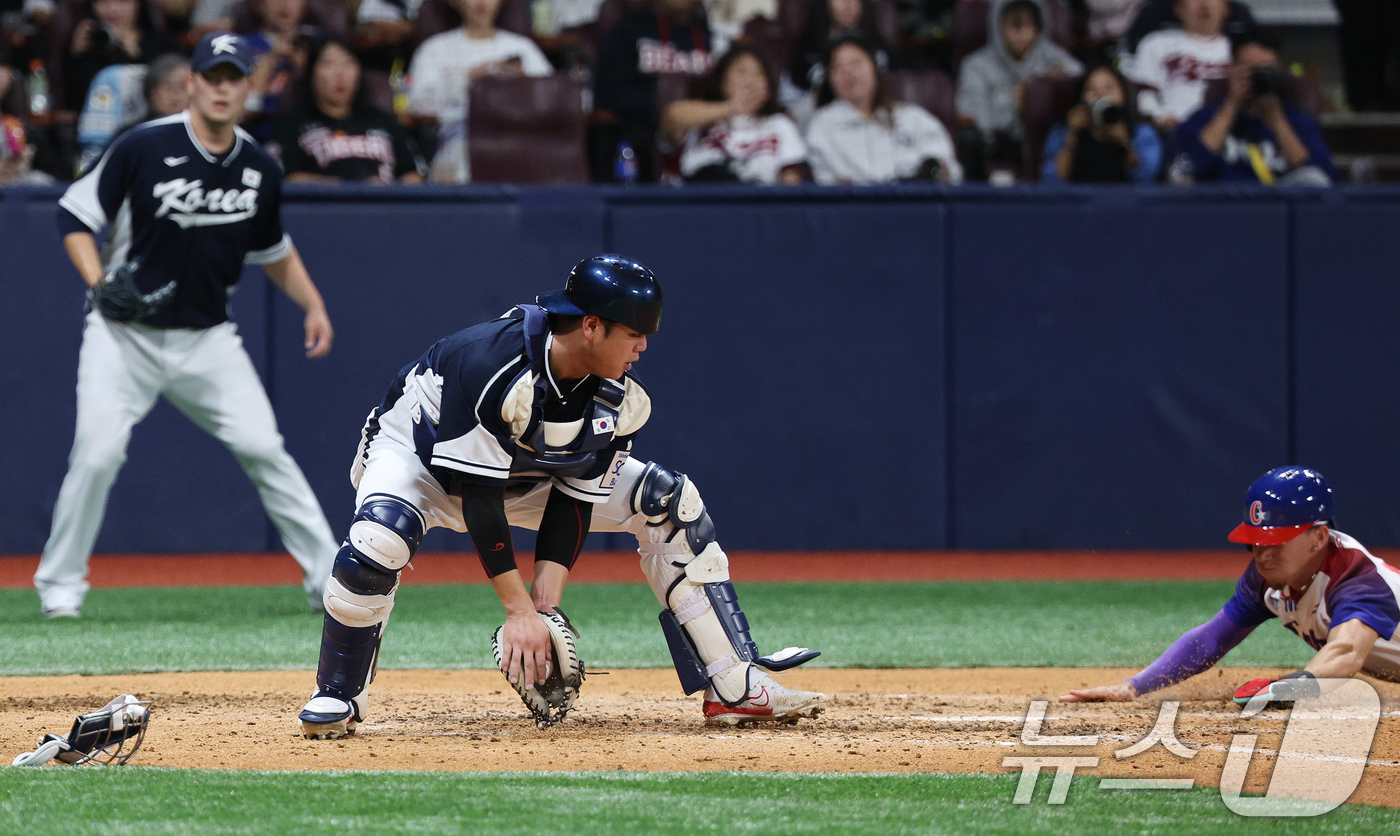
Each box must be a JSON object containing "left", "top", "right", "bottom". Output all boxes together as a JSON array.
[{"left": 0, "top": 0, "right": 1393, "bottom": 186}]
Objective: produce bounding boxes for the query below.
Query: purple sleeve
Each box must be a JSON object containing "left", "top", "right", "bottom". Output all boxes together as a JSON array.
[{"left": 1126, "top": 608, "right": 1257, "bottom": 695}]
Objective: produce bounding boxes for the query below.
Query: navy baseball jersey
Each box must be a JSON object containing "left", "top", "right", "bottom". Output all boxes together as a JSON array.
[
  {"left": 58, "top": 111, "right": 291, "bottom": 329},
  {"left": 355, "top": 305, "right": 652, "bottom": 502}
]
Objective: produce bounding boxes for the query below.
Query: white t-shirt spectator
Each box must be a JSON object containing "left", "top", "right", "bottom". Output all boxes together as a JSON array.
[
  {"left": 1125, "top": 28, "right": 1231, "bottom": 123},
  {"left": 805, "top": 100, "right": 963, "bottom": 184},
  {"left": 407, "top": 28, "right": 553, "bottom": 182},
  {"left": 679, "top": 113, "right": 806, "bottom": 183}
]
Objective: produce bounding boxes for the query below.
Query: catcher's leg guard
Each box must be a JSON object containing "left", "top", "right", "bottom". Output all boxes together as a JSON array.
[
  {"left": 313, "top": 495, "right": 424, "bottom": 708},
  {"left": 630, "top": 463, "right": 819, "bottom": 705}
]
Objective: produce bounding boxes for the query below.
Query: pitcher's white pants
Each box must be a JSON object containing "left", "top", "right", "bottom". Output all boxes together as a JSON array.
[{"left": 34, "top": 311, "right": 338, "bottom": 612}]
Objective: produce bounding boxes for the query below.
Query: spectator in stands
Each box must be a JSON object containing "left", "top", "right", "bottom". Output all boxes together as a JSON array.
[
  {"left": 189, "top": 0, "right": 239, "bottom": 37},
  {"left": 1, "top": 0, "right": 53, "bottom": 77},
  {"left": 594, "top": 0, "right": 713, "bottom": 181},
  {"left": 352, "top": 0, "right": 423, "bottom": 75},
  {"left": 1122, "top": 0, "right": 1254, "bottom": 55},
  {"left": 807, "top": 36, "right": 961, "bottom": 183},
  {"left": 64, "top": 0, "right": 178, "bottom": 108},
  {"left": 1122, "top": 0, "right": 1230, "bottom": 132},
  {"left": 956, "top": 0, "right": 1081, "bottom": 176},
  {"left": 407, "top": 0, "right": 551, "bottom": 182},
  {"left": 76, "top": 51, "right": 188, "bottom": 173},
  {"left": 1041, "top": 64, "right": 1161, "bottom": 183},
  {"left": 702, "top": 0, "right": 775, "bottom": 53},
  {"left": 244, "top": 0, "right": 317, "bottom": 137},
  {"left": 0, "top": 111, "right": 53, "bottom": 184},
  {"left": 1077, "top": 0, "right": 1145, "bottom": 63},
  {"left": 663, "top": 45, "right": 808, "bottom": 183},
  {"left": 789, "top": 0, "right": 893, "bottom": 96},
  {"left": 270, "top": 36, "right": 426, "bottom": 183},
  {"left": 1333, "top": 0, "right": 1400, "bottom": 112},
  {"left": 1176, "top": 35, "right": 1336, "bottom": 186}
]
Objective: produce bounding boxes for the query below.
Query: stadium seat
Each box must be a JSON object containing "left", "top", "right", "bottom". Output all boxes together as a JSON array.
[
  {"left": 1019, "top": 72, "right": 1078, "bottom": 178},
  {"left": 468, "top": 75, "right": 588, "bottom": 183},
  {"left": 886, "top": 69, "right": 957, "bottom": 131}
]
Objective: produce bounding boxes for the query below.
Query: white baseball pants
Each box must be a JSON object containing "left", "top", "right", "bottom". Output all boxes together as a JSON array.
[{"left": 34, "top": 310, "right": 338, "bottom": 612}]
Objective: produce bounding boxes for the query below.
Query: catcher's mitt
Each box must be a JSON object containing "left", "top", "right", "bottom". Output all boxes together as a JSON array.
[
  {"left": 492, "top": 608, "right": 584, "bottom": 728},
  {"left": 89, "top": 259, "right": 175, "bottom": 323}
]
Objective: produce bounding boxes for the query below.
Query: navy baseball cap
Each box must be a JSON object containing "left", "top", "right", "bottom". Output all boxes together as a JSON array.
[{"left": 191, "top": 32, "right": 254, "bottom": 76}]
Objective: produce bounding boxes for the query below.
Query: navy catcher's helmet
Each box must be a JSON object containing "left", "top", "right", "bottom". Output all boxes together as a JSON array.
[
  {"left": 1228, "top": 466, "right": 1334, "bottom": 546},
  {"left": 537, "top": 254, "right": 662, "bottom": 335}
]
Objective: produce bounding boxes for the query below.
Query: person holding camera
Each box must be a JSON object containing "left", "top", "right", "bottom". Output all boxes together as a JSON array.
[
  {"left": 1176, "top": 35, "right": 1336, "bottom": 185},
  {"left": 242, "top": 0, "right": 318, "bottom": 140},
  {"left": 65, "top": 0, "right": 177, "bottom": 108},
  {"left": 1041, "top": 65, "right": 1162, "bottom": 183},
  {"left": 806, "top": 36, "right": 961, "bottom": 184}
]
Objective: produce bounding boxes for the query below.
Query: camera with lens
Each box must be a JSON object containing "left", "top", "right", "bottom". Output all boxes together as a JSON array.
[
  {"left": 1090, "top": 99, "right": 1124, "bottom": 126},
  {"left": 1249, "top": 66, "right": 1290, "bottom": 100},
  {"left": 908, "top": 157, "right": 943, "bottom": 181},
  {"left": 89, "top": 24, "right": 111, "bottom": 51}
]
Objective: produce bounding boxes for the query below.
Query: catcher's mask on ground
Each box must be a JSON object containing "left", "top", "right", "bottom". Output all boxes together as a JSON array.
[{"left": 11, "top": 695, "right": 151, "bottom": 766}]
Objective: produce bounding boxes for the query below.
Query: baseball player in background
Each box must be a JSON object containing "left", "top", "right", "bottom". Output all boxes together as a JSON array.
[
  {"left": 36, "top": 32, "right": 340, "bottom": 618},
  {"left": 297, "top": 254, "right": 827, "bottom": 739},
  {"left": 1061, "top": 466, "right": 1400, "bottom": 705}
]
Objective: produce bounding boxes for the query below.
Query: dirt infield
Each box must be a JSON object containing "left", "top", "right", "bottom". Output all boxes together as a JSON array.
[{"left": 4, "top": 668, "right": 1398, "bottom": 807}]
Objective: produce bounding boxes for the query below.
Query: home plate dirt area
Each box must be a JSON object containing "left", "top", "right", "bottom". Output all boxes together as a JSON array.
[{"left": 2, "top": 668, "right": 1398, "bottom": 807}]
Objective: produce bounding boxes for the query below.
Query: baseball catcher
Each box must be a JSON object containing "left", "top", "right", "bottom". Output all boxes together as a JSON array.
[
  {"left": 12, "top": 694, "right": 151, "bottom": 766},
  {"left": 298, "top": 255, "right": 826, "bottom": 739},
  {"left": 1061, "top": 467, "right": 1400, "bottom": 706}
]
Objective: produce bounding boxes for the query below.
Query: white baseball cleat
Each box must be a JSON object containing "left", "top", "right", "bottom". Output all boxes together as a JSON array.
[
  {"left": 42, "top": 606, "right": 82, "bottom": 619},
  {"left": 297, "top": 694, "right": 361, "bottom": 740},
  {"left": 702, "top": 672, "right": 827, "bottom": 727}
]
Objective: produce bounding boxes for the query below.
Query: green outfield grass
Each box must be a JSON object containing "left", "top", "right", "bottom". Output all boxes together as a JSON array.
[
  {"left": 0, "top": 769, "right": 1396, "bottom": 835},
  {"left": 0, "top": 581, "right": 1313, "bottom": 676}
]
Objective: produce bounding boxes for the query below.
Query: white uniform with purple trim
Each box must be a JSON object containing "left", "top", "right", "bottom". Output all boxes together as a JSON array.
[
  {"left": 1225, "top": 531, "right": 1400, "bottom": 680},
  {"left": 35, "top": 110, "right": 338, "bottom": 614}
]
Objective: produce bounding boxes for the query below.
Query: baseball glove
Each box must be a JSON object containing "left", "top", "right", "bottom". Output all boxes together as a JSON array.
[
  {"left": 492, "top": 607, "right": 585, "bottom": 728},
  {"left": 89, "top": 260, "right": 175, "bottom": 323}
]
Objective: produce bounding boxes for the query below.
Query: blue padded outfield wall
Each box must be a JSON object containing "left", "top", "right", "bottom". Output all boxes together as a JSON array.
[{"left": 2, "top": 184, "right": 1398, "bottom": 553}]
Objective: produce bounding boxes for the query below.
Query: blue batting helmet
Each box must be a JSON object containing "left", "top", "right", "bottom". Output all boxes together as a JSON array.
[
  {"left": 1227, "top": 466, "right": 1334, "bottom": 546},
  {"left": 537, "top": 254, "right": 662, "bottom": 335}
]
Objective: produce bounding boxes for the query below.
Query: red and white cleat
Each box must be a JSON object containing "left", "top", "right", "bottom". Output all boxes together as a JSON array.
[{"left": 702, "top": 672, "right": 827, "bottom": 727}]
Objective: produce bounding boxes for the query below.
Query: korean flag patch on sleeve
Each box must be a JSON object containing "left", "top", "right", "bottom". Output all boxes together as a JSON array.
[{"left": 242, "top": 167, "right": 262, "bottom": 188}]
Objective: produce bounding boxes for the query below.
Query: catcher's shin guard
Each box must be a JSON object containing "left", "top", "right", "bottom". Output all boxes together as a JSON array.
[
  {"left": 631, "top": 464, "right": 819, "bottom": 705},
  {"left": 315, "top": 495, "right": 424, "bottom": 703}
]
